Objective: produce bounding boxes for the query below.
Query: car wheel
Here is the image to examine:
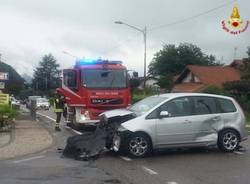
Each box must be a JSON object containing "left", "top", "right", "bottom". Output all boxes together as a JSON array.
[
  {"left": 218, "top": 129, "right": 240, "bottom": 152},
  {"left": 126, "top": 133, "right": 151, "bottom": 158}
]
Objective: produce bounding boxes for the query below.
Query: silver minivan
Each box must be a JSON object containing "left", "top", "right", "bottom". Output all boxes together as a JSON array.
[{"left": 102, "top": 93, "right": 248, "bottom": 158}]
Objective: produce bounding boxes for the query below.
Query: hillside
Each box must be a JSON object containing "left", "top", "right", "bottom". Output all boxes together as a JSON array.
[
  {"left": 0, "top": 62, "right": 24, "bottom": 82},
  {"left": 0, "top": 62, "right": 24, "bottom": 95},
  {"left": 22, "top": 73, "right": 32, "bottom": 84}
]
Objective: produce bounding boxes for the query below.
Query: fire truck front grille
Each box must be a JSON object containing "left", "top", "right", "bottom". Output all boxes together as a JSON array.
[{"left": 91, "top": 98, "right": 123, "bottom": 105}]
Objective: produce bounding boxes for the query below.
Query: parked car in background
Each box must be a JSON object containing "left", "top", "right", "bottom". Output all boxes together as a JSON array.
[
  {"left": 101, "top": 93, "right": 248, "bottom": 158},
  {"left": 26, "top": 96, "right": 41, "bottom": 109},
  {"left": 11, "top": 97, "right": 21, "bottom": 109},
  {"left": 36, "top": 98, "right": 50, "bottom": 110}
]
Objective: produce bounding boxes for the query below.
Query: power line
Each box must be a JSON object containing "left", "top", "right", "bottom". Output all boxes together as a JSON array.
[
  {"left": 103, "top": 0, "right": 237, "bottom": 56},
  {"left": 149, "top": 0, "right": 237, "bottom": 31}
]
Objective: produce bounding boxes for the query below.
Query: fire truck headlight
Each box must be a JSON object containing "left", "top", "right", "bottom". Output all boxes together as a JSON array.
[{"left": 80, "top": 110, "right": 90, "bottom": 121}]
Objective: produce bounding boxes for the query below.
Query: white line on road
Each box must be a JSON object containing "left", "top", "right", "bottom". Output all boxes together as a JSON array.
[
  {"left": 233, "top": 151, "right": 244, "bottom": 155},
  {"left": 37, "top": 112, "right": 56, "bottom": 122},
  {"left": 246, "top": 125, "right": 250, "bottom": 128},
  {"left": 37, "top": 113, "right": 83, "bottom": 135},
  {"left": 142, "top": 166, "right": 158, "bottom": 175},
  {"left": 13, "top": 155, "right": 45, "bottom": 164},
  {"left": 70, "top": 128, "right": 83, "bottom": 135},
  {"left": 167, "top": 182, "right": 178, "bottom": 184},
  {"left": 120, "top": 156, "right": 132, "bottom": 161}
]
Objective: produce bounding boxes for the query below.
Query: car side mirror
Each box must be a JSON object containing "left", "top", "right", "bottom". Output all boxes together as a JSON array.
[{"left": 159, "top": 111, "right": 169, "bottom": 118}]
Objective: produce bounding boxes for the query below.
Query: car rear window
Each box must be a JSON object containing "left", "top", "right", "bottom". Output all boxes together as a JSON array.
[
  {"left": 216, "top": 98, "right": 237, "bottom": 113},
  {"left": 192, "top": 96, "right": 217, "bottom": 115}
]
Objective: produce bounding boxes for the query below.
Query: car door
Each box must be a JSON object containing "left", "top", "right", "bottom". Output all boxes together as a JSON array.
[
  {"left": 155, "top": 97, "right": 194, "bottom": 147},
  {"left": 189, "top": 96, "right": 223, "bottom": 143}
]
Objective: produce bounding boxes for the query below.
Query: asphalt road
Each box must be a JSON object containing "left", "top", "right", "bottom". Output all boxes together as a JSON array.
[
  {"left": 0, "top": 108, "right": 121, "bottom": 184},
  {"left": 1, "top": 108, "right": 249, "bottom": 184}
]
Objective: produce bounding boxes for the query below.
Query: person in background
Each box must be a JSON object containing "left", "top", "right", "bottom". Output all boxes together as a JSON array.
[{"left": 53, "top": 92, "right": 65, "bottom": 131}]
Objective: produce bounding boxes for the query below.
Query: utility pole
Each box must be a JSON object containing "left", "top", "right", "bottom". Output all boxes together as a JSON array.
[
  {"left": 114, "top": 21, "right": 147, "bottom": 88},
  {"left": 143, "top": 26, "right": 147, "bottom": 89}
]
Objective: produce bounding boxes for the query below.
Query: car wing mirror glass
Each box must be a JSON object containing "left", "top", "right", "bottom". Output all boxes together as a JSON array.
[{"left": 159, "top": 111, "right": 169, "bottom": 118}]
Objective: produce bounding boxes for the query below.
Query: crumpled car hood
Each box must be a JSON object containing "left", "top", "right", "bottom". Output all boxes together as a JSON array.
[
  {"left": 62, "top": 109, "right": 136, "bottom": 161},
  {"left": 100, "top": 109, "right": 134, "bottom": 119}
]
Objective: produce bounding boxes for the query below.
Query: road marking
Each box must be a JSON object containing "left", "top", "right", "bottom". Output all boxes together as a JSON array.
[
  {"left": 37, "top": 112, "right": 56, "bottom": 122},
  {"left": 70, "top": 128, "right": 83, "bottom": 135},
  {"left": 167, "top": 182, "right": 178, "bottom": 184},
  {"left": 37, "top": 113, "right": 83, "bottom": 135},
  {"left": 120, "top": 156, "right": 132, "bottom": 161},
  {"left": 142, "top": 166, "right": 158, "bottom": 175},
  {"left": 233, "top": 151, "right": 244, "bottom": 155},
  {"left": 13, "top": 155, "right": 45, "bottom": 163},
  {"left": 246, "top": 125, "right": 250, "bottom": 128}
]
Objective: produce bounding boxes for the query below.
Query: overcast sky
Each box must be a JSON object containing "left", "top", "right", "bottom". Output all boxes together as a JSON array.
[{"left": 0, "top": 0, "right": 249, "bottom": 77}]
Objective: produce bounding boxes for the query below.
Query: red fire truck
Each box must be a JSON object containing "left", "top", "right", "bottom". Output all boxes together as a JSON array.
[{"left": 57, "top": 58, "right": 131, "bottom": 128}]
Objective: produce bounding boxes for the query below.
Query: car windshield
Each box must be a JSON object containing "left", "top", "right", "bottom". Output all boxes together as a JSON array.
[
  {"left": 82, "top": 69, "right": 127, "bottom": 89},
  {"left": 129, "top": 96, "right": 167, "bottom": 115}
]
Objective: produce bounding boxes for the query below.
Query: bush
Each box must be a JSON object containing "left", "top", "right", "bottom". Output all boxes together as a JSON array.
[
  {"left": 0, "top": 105, "right": 17, "bottom": 118},
  {"left": 234, "top": 95, "right": 250, "bottom": 113},
  {"left": 132, "top": 87, "right": 159, "bottom": 103},
  {"left": 0, "top": 105, "right": 17, "bottom": 130}
]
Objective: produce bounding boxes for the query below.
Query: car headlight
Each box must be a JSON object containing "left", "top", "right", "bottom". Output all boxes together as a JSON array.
[{"left": 112, "top": 134, "right": 121, "bottom": 152}]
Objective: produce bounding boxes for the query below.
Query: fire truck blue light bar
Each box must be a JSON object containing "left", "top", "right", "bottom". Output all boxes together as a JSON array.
[{"left": 75, "top": 59, "right": 122, "bottom": 66}]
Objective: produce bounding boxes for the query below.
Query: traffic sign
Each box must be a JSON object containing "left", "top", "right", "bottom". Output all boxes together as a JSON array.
[{"left": 0, "top": 72, "right": 9, "bottom": 80}]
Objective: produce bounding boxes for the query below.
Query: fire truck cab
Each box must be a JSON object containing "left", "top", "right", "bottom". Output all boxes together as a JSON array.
[{"left": 57, "top": 59, "right": 131, "bottom": 128}]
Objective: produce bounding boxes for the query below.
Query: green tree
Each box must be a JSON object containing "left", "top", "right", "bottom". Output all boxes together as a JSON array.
[
  {"left": 224, "top": 46, "right": 250, "bottom": 95},
  {"left": 129, "top": 78, "right": 140, "bottom": 92},
  {"left": 223, "top": 46, "right": 250, "bottom": 114},
  {"left": 148, "top": 43, "right": 219, "bottom": 89},
  {"left": 156, "top": 75, "right": 174, "bottom": 90},
  {"left": 32, "top": 54, "right": 61, "bottom": 95}
]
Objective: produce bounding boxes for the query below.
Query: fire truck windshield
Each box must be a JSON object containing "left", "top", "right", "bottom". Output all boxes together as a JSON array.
[{"left": 82, "top": 69, "right": 127, "bottom": 89}]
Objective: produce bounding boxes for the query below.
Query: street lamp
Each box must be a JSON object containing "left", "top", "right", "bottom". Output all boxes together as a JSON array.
[{"left": 114, "top": 21, "right": 147, "bottom": 88}]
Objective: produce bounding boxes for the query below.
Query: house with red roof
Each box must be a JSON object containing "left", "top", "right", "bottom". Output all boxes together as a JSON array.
[{"left": 172, "top": 64, "right": 241, "bottom": 92}]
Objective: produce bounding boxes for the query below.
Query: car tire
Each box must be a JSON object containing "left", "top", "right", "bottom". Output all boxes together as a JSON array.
[
  {"left": 218, "top": 129, "right": 240, "bottom": 152},
  {"left": 126, "top": 133, "right": 152, "bottom": 158}
]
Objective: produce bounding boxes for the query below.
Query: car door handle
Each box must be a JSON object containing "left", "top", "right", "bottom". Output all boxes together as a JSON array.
[
  {"left": 184, "top": 120, "right": 192, "bottom": 124},
  {"left": 212, "top": 116, "right": 220, "bottom": 121}
]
